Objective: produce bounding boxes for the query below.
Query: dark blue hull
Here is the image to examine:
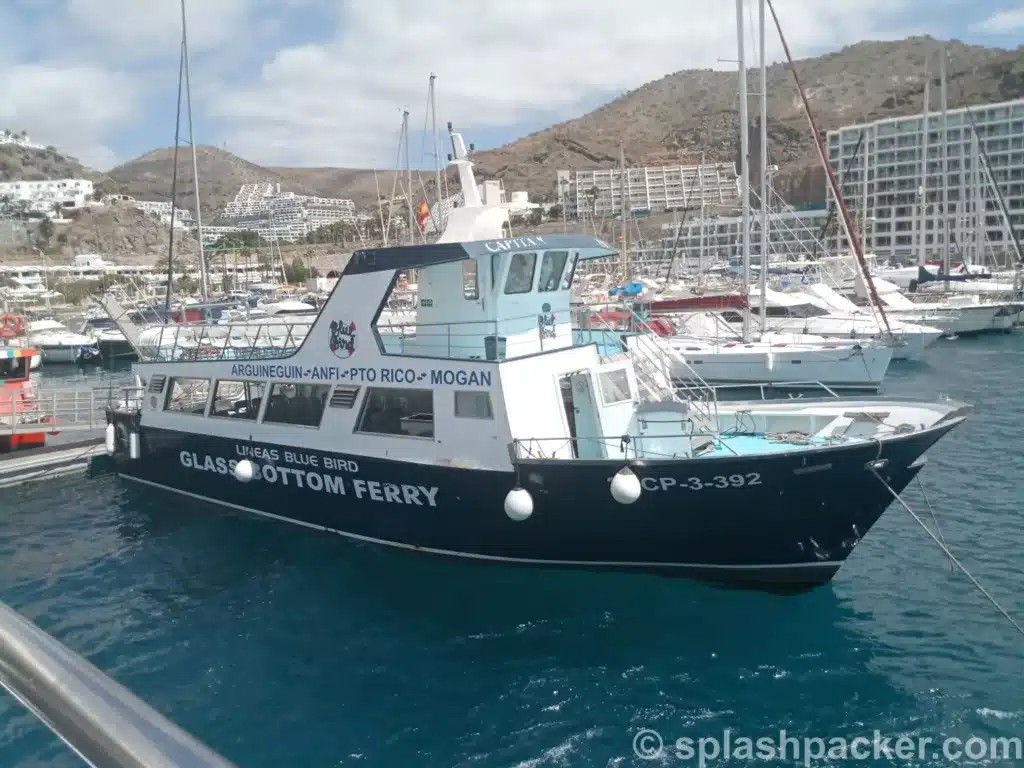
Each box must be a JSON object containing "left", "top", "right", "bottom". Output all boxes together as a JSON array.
[{"left": 111, "top": 423, "right": 958, "bottom": 592}]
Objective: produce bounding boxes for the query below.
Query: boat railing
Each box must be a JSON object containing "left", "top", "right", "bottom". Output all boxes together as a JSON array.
[
  {"left": 137, "top": 319, "right": 314, "bottom": 362},
  {"left": 510, "top": 432, "right": 739, "bottom": 461},
  {"left": 0, "top": 598, "right": 236, "bottom": 767},
  {"left": 577, "top": 303, "right": 720, "bottom": 424},
  {"left": 374, "top": 313, "right": 572, "bottom": 361},
  {"left": 0, "top": 386, "right": 144, "bottom": 434},
  {"left": 677, "top": 380, "right": 841, "bottom": 401}
]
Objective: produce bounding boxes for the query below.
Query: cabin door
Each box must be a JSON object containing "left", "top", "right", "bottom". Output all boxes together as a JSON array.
[{"left": 567, "top": 373, "right": 603, "bottom": 459}]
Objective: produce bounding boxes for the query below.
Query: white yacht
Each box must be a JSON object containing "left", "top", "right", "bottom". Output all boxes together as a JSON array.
[
  {"left": 21, "top": 319, "right": 100, "bottom": 364},
  {"left": 659, "top": 311, "right": 893, "bottom": 391},
  {"left": 755, "top": 285, "right": 943, "bottom": 361}
]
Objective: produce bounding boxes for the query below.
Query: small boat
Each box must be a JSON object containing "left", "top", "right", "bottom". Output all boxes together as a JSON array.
[
  {"left": 0, "top": 346, "right": 51, "bottom": 452},
  {"left": 100, "top": 128, "right": 969, "bottom": 593}
]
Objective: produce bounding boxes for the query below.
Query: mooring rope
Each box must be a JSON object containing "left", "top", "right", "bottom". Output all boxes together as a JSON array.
[{"left": 871, "top": 467, "right": 1024, "bottom": 639}]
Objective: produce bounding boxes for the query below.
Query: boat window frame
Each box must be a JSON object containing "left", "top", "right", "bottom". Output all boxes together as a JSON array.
[
  {"left": 537, "top": 250, "right": 570, "bottom": 293},
  {"left": 598, "top": 367, "right": 632, "bottom": 406},
  {"left": 561, "top": 252, "right": 579, "bottom": 290},
  {"left": 260, "top": 382, "right": 332, "bottom": 429},
  {"left": 163, "top": 376, "right": 212, "bottom": 416},
  {"left": 453, "top": 390, "right": 494, "bottom": 420},
  {"left": 503, "top": 252, "right": 537, "bottom": 295},
  {"left": 208, "top": 379, "right": 267, "bottom": 422},
  {"left": 354, "top": 385, "right": 436, "bottom": 440},
  {"left": 463, "top": 258, "right": 479, "bottom": 300}
]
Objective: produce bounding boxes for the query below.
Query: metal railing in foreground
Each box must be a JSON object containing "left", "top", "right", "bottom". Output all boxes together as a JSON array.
[
  {"left": 0, "top": 600, "right": 235, "bottom": 768},
  {"left": 0, "top": 386, "right": 143, "bottom": 435}
]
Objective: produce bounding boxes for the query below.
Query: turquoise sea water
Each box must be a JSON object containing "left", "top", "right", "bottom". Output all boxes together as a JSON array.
[{"left": 0, "top": 338, "right": 1022, "bottom": 766}]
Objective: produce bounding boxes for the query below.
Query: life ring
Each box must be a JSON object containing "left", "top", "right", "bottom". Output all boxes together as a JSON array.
[{"left": 0, "top": 314, "right": 24, "bottom": 339}]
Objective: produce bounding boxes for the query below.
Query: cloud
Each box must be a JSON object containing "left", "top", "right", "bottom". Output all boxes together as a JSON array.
[
  {"left": 968, "top": 7, "right": 1024, "bottom": 34},
  {"left": 206, "top": 0, "right": 922, "bottom": 168},
  {"left": 0, "top": 63, "right": 137, "bottom": 170},
  {"left": 63, "top": 0, "right": 253, "bottom": 59},
  {"left": 1, "top": 0, "right": 936, "bottom": 173}
]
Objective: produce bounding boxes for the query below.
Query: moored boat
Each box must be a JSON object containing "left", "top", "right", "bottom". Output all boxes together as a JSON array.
[{"left": 100, "top": 130, "right": 969, "bottom": 593}]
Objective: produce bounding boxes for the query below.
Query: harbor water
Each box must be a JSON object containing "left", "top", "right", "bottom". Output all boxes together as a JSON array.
[{"left": 0, "top": 337, "right": 1022, "bottom": 767}]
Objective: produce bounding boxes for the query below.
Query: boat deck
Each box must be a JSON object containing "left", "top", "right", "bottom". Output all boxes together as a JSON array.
[{"left": 695, "top": 433, "right": 827, "bottom": 459}]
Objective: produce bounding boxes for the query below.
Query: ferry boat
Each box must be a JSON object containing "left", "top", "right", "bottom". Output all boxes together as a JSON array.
[{"left": 100, "top": 131, "right": 970, "bottom": 592}]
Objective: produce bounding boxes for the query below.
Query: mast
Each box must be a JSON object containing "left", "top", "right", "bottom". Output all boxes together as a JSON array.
[
  {"left": 971, "top": 128, "right": 983, "bottom": 264},
  {"left": 765, "top": 0, "right": 891, "bottom": 334},
  {"left": 429, "top": 74, "right": 443, "bottom": 233},
  {"left": 164, "top": 30, "right": 186, "bottom": 314},
  {"left": 180, "top": 0, "right": 207, "bottom": 301},
  {"left": 698, "top": 151, "right": 706, "bottom": 286},
  {"left": 757, "top": 0, "right": 768, "bottom": 335},
  {"left": 918, "top": 61, "right": 930, "bottom": 266},
  {"left": 736, "top": 0, "right": 751, "bottom": 342},
  {"left": 619, "top": 143, "right": 630, "bottom": 283},
  {"left": 403, "top": 109, "right": 414, "bottom": 244},
  {"left": 939, "top": 47, "right": 949, "bottom": 274}
]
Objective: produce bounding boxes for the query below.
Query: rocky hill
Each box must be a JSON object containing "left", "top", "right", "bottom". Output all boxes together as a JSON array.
[
  {"left": 469, "top": 36, "right": 1023, "bottom": 204},
  {"left": 9, "top": 36, "right": 1024, "bottom": 220},
  {"left": 0, "top": 141, "right": 111, "bottom": 188},
  {"left": 105, "top": 146, "right": 401, "bottom": 217},
  {"left": 0, "top": 202, "right": 201, "bottom": 264}
]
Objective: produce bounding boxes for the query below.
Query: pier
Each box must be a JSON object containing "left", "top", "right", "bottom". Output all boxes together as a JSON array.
[{"left": 0, "top": 386, "right": 138, "bottom": 488}]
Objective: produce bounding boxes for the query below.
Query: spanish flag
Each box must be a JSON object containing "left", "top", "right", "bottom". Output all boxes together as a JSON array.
[{"left": 415, "top": 200, "right": 431, "bottom": 232}]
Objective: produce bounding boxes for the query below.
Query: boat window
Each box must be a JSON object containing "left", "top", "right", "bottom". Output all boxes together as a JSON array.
[
  {"left": 598, "top": 369, "right": 632, "bottom": 405},
  {"left": 504, "top": 252, "right": 537, "bottom": 294},
  {"left": 561, "top": 252, "right": 579, "bottom": 290},
  {"left": 491, "top": 254, "right": 503, "bottom": 289},
  {"left": 164, "top": 377, "right": 211, "bottom": 415},
  {"left": 262, "top": 383, "right": 331, "bottom": 428},
  {"left": 463, "top": 259, "right": 479, "bottom": 300},
  {"left": 356, "top": 386, "right": 434, "bottom": 439},
  {"left": 537, "top": 250, "right": 569, "bottom": 292},
  {"left": 454, "top": 391, "right": 493, "bottom": 419},
  {"left": 0, "top": 357, "right": 28, "bottom": 382},
  {"left": 210, "top": 380, "right": 266, "bottom": 421}
]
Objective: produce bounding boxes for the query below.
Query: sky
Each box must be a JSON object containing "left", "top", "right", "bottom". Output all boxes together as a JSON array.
[{"left": 0, "top": 0, "right": 1021, "bottom": 173}]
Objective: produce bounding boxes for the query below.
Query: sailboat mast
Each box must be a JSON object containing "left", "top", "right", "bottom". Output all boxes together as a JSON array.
[
  {"left": 164, "top": 37, "right": 186, "bottom": 314},
  {"left": 180, "top": 0, "right": 207, "bottom": 301},
  {"left": 620, "top": 143, "right": 630, "bottom": 283},
  {"left": 430, "top": 74, "right": 443, "bottom": 233},
  {"left": 403, "top": 110, "right": 414, "bottom": 244},
  {"left": 918, "top": 60, "right": 930, "bottom": 266},
  {"left": 736, "top": 0, "right": 751, "bottom": 343},
  {"left": 940, "top": 48, "right": 949, "bottom": 274},
  {"left": 757, "top": 0, "right": 768, "bottom": 335}
]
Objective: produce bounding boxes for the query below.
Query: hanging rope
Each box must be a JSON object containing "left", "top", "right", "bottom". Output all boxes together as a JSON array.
[{"left": 870, "top": 467, "right": 1024, "bottom": 639}]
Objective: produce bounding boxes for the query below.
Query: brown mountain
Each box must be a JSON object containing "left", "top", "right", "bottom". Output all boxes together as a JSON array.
[
  {"left": 88, "top": 36, "right": 1024, "bottom": 215},
  {"left": 470, "top": 36, "right": 1023, "bottom": 204}
]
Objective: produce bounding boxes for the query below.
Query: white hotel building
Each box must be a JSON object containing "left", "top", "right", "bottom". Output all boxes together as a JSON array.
[
  {"left": 222, "top": 183, "right": 359, "bottom": 243},
  {"left": 0, "top": 178, "right": 94, "bottom": 216},
  {"left": 827, "top": 97, "right": 1024, "bottom": 264},
  {"left": 557, "top": 162, "right": 739, "bottom": 218}
]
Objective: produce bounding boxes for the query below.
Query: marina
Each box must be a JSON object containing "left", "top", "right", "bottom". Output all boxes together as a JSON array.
[{"left": 0, "top": 0, "right": 1022, "bottom": 764}]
